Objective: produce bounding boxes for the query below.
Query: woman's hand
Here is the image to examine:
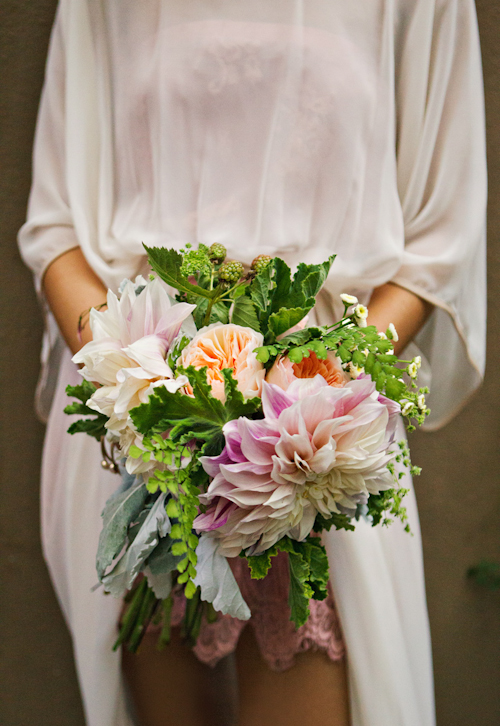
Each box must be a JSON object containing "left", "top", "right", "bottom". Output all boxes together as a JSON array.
[
  {"left": 42, "top": 247, "right": 108, "bottom": 355},
  {"left": 367, "top": 282, "right": 433, "bottom": 356}
]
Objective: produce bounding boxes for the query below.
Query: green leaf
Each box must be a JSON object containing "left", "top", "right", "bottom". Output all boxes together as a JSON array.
[
  {"left": 269, "top": 257, "right": 293, "bottom": 312},
  {"left": 221, "top": 369, "right": 262, "bottom": 421},
  {"left": 231, "top": 295, "right": 261, "bottom": 331},
  {"left": 385, "top": 377, "right": 406, "bottom": 400},
  {"left": 65, "top": 380, "right": 97, "bottom": 404},
  {"left": 130, "top": 366, "right": 260, "bottom": 453},
  {"left": 305, "top": 540, "right": 329, "bottom": 601},
  {"left": 65, "top": 382, "right": 109, "bottom": 440},
  {"left": 255, "top": 346, "right": 270, "bottom": 363},
  {"left": 313, "top": 512, "right": 356, "bottom": 532},
  {"left": 288, "top": 551, "right": 313, "bottom": 627},
  {"left": 246, "top": 547, "right": 278, "bottom": 579},
  {"left": 66, "top": 417, "right": 108, "bottom": 440},
  {"left": 277, "top": 329, "right": 313, "bottom": 347},
  {"left": 289, "top": 256, "right": 336, "bottom": 308},
  {"left": 308, "top": 340, "right": 328, "bottom": 360},
  {"left": 193, "top": 298, "right": 229, "bottom": 328},
  {"left": 144, "top": 245, "right": 215, "bottom": 300},
  {"left": 267, "top": 307, "right": 309, "bottom": 341},
  {"left": 249, "top": 263, "right": 275, "bottom": 313}
]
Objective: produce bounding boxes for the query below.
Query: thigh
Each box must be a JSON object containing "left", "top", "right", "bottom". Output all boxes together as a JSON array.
[
  {"left": 235, "top": 626, "right": 350, "bottom": 726},
  {"left": 122, "top": 629, "right": 237, "bottom": 726}
]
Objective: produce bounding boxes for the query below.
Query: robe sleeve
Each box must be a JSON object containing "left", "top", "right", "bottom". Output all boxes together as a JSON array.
[
  {"left": 392, "top": 0, "right": 487, "bottom": 430},
  {"left": 17, "top": 2, "right": 79, "bottom": 287}
]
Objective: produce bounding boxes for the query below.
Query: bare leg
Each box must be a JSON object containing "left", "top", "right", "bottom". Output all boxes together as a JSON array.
[
  {"left": 235, "top": 626, "right": 350, "bottom": 726},
  {"left": 122, "top": 630, "right": 237, "bottom": 726}
]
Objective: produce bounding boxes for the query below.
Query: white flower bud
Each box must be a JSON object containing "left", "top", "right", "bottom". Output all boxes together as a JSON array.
[
  {"left": 354, "top": 304, "right": 368, "bottom": 320},
  {"left": 340, "top": 293, "right": 358, "bottom": 305},
  {"left": 401, "top": 400, "right": 413, "bottom": 416},
  {"left": 387, "top": 323, "right": 399, "bottom": 342},
  {"left": 348, "top": 362, "right": 364, "bottom": 379},
  {"left": 414, "top": 355, "right": 422, "bottom": 369},
  {"left": 407, "top": 362, "right": 418, "bottom": 378},
  {"left": 378, "top": 331, "right": 387, "bottom": 339},
  {"left": 417, "top": 393, "right": 426, "bottom": 410}
]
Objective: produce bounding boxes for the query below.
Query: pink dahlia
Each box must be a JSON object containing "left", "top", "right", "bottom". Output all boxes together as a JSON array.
[{"left": 194, "top": 375, "right": 400, "bottom": 557}]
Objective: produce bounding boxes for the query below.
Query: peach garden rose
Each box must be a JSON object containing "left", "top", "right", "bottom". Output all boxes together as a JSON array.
[
  {"left": 266, "top": 350, "right": 349, "bottom": 391},
  {"left": 180, "top": 323, "right": 265, "bottom": 401}
]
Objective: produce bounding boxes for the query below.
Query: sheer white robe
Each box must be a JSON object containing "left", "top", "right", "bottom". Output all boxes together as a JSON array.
[{"left": 18, "top": 1, "right": 487, "bottom": 724}]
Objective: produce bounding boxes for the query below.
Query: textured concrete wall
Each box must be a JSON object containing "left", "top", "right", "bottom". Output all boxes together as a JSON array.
[{"left": 0, "top": 2, "right": 498, "bottom": 725}]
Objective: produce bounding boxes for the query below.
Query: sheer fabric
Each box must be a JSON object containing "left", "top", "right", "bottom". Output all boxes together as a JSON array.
[{"left": 18, "top": 1, "right": 486, "bottom": 725}]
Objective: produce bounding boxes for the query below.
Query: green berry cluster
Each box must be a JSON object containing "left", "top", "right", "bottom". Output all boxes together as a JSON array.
[
  {"left": 251, "top": 254, "right": 272, "bottom": 273},
  {"left": 218, "top": 260, "right": 245, "bottom": 283},
  {"left": 208, "top": 243, "right": 227, "bottom": 263}
]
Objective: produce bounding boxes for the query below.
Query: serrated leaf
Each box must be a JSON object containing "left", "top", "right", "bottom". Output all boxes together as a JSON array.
[
  {"left": 96, "top": 478, "right": 148, "bottom": 579},
  {"left": 277, "top": 329, "right": 313, "bottom": 347},
  {"left": 65, "top": 381, "right": 97, "bottom": 404},
  {"left": 144, "top": 245, "right": 216, "bottom": 300},
  {"left": 289, "top": 256, "right": 336, "bottom": 308},
  {"left": 268, "top": 307, "right": 309, "bottom": 341},
  {"left": 288, "top": 551, "right": 313, "bottom": 627},
  {"left": 65, "top": 382, "right": 108, "bottom": 440},
  {"left": 246, "top": 548, "right": 277, "bottom": 579},
  {"left": 131, "top": 366, "right": 227, "bottom": 440},
  {"left": 312, "top": 511, "right": 355, "bottom": 532},
  {"left": 130, "top": 366, "right": 260, "bottom": 453},
  {"left": 249, "top": 263, "right": 275, "bottom": 313},
  {"left": 193, "top": 536, "right": 251, "bottom": 620},
  {"left": 66, "top": 417, "right": 108, "bottom": 441},
  {"left": 221, "top": 369, "right": 261, "bottom": 421},
  {"left": 305, "top": 541, "right": 329, "bottom": 601},
  {"left": 231, "top": 295, "right": 260, "bottom": 331}
]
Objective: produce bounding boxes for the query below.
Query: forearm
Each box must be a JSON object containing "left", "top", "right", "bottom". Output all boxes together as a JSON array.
[
  {"left": 367, "top": 282, "right": 433, "bottom": 356},
  {"left": 42, "top": 247, "right": 108, "bottom": 355}
]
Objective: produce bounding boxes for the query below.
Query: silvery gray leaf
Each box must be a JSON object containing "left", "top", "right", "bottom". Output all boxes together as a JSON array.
[
  {"left": 193, "top": 536, "right": 251, "bottom": 621},
  {"left": 101, "top": 493, "right": 169, "bottom": 598},
  {"left": 96, "top": 477, "right": 147, "bottom": 579},
  {"left": 143, "top": 567, "right": 172, "bottom": 599}
]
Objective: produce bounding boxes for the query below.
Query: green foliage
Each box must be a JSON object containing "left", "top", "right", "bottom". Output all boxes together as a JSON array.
[
  {"left": 312, "top": 511, "right": 356, "bottom": 533},
  {"left": 64, "top": 382, "right": 108, "bottom": 440},
  {"left": 130, "top": 366, "right": 261, "bottom": 454},
  {"left": 231, "top": 295, "right": 260, "bottom": 330},
  {"left": 246, "top": 535, "right": 330, "bottom": 628},
  {"left": 144, "top": 246, "right": 215, "bottom": 300},
  {"left": 192, "top": 298, "right": 230, "bottom": 328}
]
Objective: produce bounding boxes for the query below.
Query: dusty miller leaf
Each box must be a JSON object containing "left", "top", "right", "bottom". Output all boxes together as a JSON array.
[
  {"left": 96, "top": 478, "right": 148, "bottom": 579},
  {"left": 193, "top": 536, "right": 251, "bottom": 620},
  {"left": 101, "top": 493, "right": 170, "bottom": 598}
]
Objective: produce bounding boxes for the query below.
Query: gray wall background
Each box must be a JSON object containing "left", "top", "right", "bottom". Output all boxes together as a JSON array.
[{"left": 0, "top": 2, "right": 498, "bottom": 725}]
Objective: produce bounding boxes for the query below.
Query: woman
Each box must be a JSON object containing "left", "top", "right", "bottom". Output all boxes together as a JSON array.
[{"left": 18, "top": 1, "right": 486, "bottom": 725}]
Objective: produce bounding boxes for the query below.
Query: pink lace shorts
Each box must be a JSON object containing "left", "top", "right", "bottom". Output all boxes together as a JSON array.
[{"left": 166, "top": 552, "right": 345, "bottom": 672}]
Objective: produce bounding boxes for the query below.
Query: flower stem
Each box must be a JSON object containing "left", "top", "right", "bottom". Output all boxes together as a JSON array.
[
  {"left": 112, "top": 578, "right": 148, "bottom": 651},
  {"left": 157, "top": 595, "right": 174, "bottom": 650}
]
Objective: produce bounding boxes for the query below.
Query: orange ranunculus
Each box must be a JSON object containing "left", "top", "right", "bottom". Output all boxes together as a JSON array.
[
  {"left": 266, "top": 350, "right": 348, "bottom": 391},
  {"left": 180, "top": 323, "right": 265, "bottom": 401}
]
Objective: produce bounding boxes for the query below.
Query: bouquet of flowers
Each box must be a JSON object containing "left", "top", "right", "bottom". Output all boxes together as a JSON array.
[{"left": 65, "top": 244, "right": 428, "bottom": 651}]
